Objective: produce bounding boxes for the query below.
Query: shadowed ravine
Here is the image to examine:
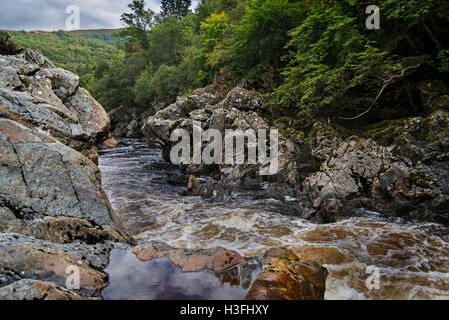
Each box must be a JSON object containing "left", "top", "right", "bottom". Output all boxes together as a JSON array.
[{"left": 98, "top": 139, "right": 449, "bottom": 300}]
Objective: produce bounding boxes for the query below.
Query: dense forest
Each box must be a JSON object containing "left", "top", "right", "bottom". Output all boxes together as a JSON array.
[
  {"left": 5, "top": 0, "right": 449, "bottom": 132},
  {"left": 83, "top": 0, "right": 449, "bottom": 135}
]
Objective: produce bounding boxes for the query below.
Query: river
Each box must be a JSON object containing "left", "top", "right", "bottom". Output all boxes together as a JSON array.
[{"left": 98, "top": 139, "right": 449, "bottom": 300}]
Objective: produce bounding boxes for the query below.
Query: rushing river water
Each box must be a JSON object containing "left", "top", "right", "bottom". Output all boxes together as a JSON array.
[{"left": 98, "top": 139, "right": 449, "bottom": 300}]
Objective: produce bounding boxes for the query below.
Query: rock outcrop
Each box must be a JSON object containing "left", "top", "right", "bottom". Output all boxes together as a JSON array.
[
  {"left": 0, "top": 49, "right": 130, "bottom": 300},
  {"left": 0, "top": 50, "right": 117, "bottom": 163},
  {"left": 303, "top": 110, "right": 449, "bottom": 224},
  {"left": 144, "top": 87, "right": 299, "bottom": 201},
  {"left": 143, "top": 84, "right": 449, "bottom": 225}
]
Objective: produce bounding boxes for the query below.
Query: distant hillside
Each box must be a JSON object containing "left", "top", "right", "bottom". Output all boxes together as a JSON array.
[
  {"left": 70, "top": 29, "right": 126, "bottom": 45},
  {"left": 6, "top": 30, "right": 117, "bottom": 89},
  {"left": 69, "top": 28, "right": 123, "bottom": 34}
]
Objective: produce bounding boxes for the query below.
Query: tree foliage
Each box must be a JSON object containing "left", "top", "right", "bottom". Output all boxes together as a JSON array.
[
  {"left": 161, "top": 0, "right": 192, "bottom": 19},
  {"left": 35, "top": 0, "right": 447, "bottom": 131},
  {"left": 120, "top": 0, "right": 158, "bottom": 48}
]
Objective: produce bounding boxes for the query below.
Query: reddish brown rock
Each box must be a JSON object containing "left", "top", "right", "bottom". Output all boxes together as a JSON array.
[
  {"left": 182, "top": 248, "right": 216, "bottom": 272},
  {"left": 0, "top": 243, "right": 108, "bottom": 292},
  {"left": 97, "top": 134, "right": 118, "bottom": 150},
  {"left": 132, "top": 243, "right": 175, "bottom": 262},
  {"left": 213, "top": 248, "right": 245, "bottom": 272},
  {"left": 245, "top": 248, "right": 327, "bottom": 300},
  {"left": 293, "top": 245, "right": 353, "bottom": 265},
  {"left": 187, "top": 175, "right": 201, "bottom": 195},
  {"left": 182, "top": 247, "right": 245, "bottom": 272}
]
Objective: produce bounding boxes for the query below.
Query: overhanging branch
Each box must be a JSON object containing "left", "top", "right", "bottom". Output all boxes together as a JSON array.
[{"left": 339, "top": 63, "right": 421, "bottom": 121}]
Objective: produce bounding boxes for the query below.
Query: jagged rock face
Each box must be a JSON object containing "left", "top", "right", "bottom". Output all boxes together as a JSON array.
[
  {"left": 0, "top": 119, "right": 115, "bottom": 226},
  {"left": 303, "top": 115, "right": 449, "bottom": 224},
  {"left": 0, "top": 50, "right": 128, "bottom": 300},
  {"left": 145, "top": 85, "right": 449, "bottom": 224},
  {"left": 144, "top": 87, "right": 299, "bottom": 199},
  {"left": 0, "top": 50, "right": 116, "bottom": 162}
]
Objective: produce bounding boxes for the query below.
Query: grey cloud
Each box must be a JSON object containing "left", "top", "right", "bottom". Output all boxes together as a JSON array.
[{"left": 0, "top": 0, "right": 162, "bottom": 31}]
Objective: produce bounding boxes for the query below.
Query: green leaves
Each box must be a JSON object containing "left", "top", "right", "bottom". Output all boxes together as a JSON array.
[
  {"left": 228, "top": 0, "right": 305, "bottom": 77},
  {"left": 267, "top": 0, "right": 449, "bottom": 128},
  {"left": 161, "top": 0, "right": 192, "bottom": 20}
]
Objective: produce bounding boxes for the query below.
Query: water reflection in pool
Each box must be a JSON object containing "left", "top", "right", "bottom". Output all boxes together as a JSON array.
[{"left": 101, "top": 249, "right": 261, "bottom": 300}]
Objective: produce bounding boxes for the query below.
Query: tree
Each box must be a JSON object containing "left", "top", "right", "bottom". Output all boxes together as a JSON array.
[
  {"left": 161, "top": 0, "right": 192, "bottom": 20},
  {"left": 228, "top": 0, "right": 305, "bottom": 79},
  {"left": 121, "top": 0, "right": 157, "bottom": 48},
  {"left": 197, "top": 11, "right": 228, "bottom": 85},
  {"left": 147, "top": 16, "right": 185, "bottom": 69}
]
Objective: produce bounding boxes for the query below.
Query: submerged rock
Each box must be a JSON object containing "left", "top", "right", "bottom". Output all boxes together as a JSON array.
[{"left": 132, "top": 243, "right": 245, "bottom": 273}]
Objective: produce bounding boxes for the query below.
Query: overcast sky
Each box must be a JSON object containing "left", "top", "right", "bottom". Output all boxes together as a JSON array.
[{"left": 0, "top": 0, "right": 197, "bottom": 31}]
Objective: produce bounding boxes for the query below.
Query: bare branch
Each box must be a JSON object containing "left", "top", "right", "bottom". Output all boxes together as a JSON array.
[{"left": 339, "top": 63, "right": 421, "bottom": 121}]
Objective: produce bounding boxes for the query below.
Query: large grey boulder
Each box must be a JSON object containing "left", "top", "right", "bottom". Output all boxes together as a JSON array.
[{"left": 0, "top": 118, "right": 115, "bottom": 226}]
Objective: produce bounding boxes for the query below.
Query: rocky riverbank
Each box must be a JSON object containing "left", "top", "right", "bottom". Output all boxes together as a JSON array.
[
  {"left": 0, "top": 49, "right": 327, "bottom": 300},
  {"left": 0, "top": 48, "right": 133, "bottom": 299},
  {"left": 143, "top": 84, "right": 449, "bottom": 225}
]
